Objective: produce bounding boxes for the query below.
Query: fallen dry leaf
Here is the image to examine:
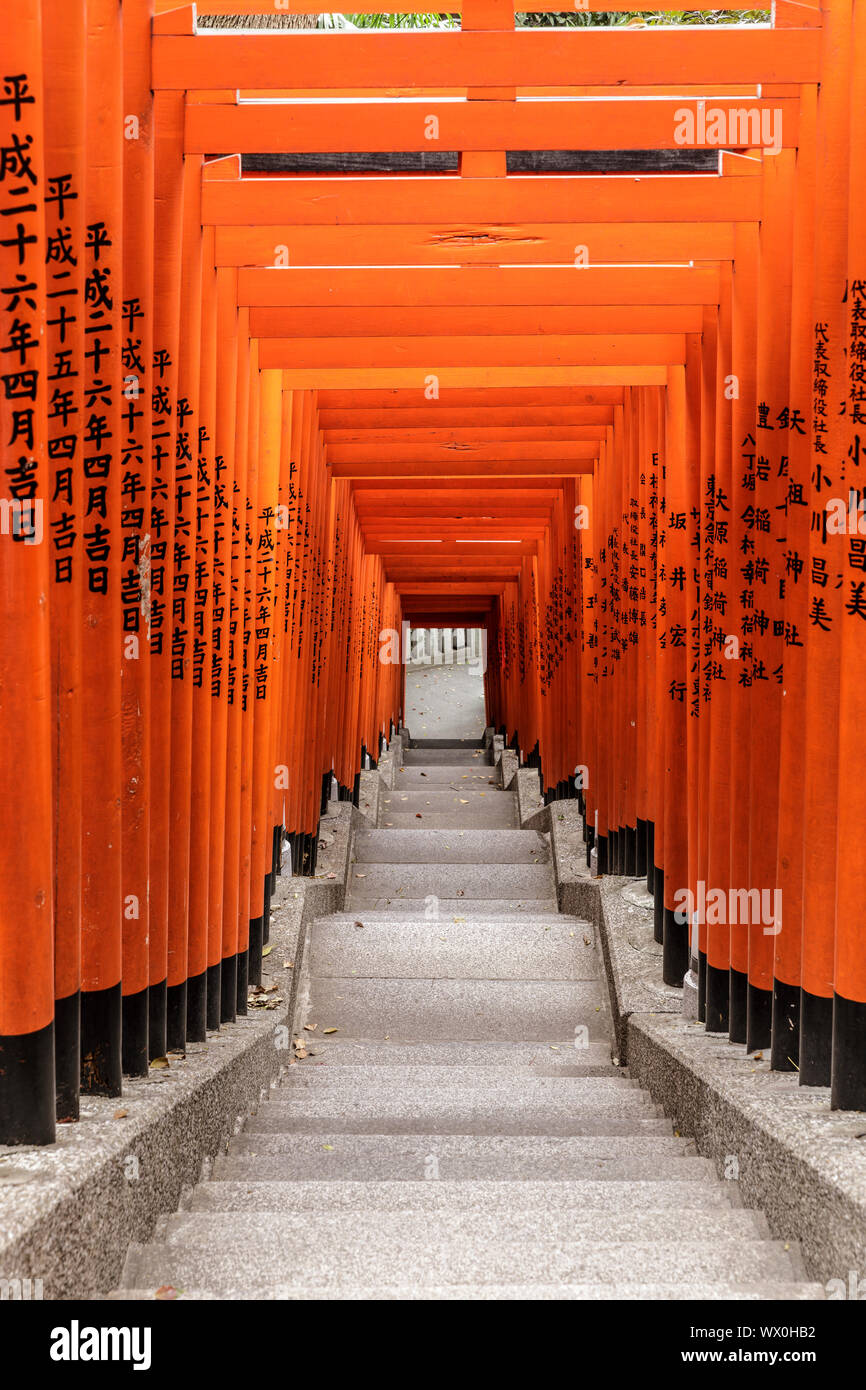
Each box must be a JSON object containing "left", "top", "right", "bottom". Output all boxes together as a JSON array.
[
  {"left": 262, "top": 945, "right": 272, "bottom": 958},
  {"left": 113, "top": 1109, "right": 128, "bottom": 1120},
  {"left": 304, "top": 1022, "right": 318, "bottom": 1032},
  {"left": 323, "top": 1027, "right": 338, "bottom": 1035},
  {"left": 155, "top": 1286, "right": 178, "bottom": 1301},
  {"left": 150, "top": 1056, "right": 170, "bottom": 1070}
]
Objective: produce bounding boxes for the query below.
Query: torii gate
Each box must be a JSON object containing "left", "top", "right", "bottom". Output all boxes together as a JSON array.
[{"left": 1, "top": 0, "right": 864, "bottom": 1149}]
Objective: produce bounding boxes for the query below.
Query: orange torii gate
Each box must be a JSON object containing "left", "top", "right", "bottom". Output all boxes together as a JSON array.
[{"left": 1, "top": 0, "right": 864, "bottom": 1149}]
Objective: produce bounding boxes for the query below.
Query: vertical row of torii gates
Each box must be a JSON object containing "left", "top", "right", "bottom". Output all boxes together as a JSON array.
[{"left": 1, "top": 0, "right": 865, "bottom": 1146}]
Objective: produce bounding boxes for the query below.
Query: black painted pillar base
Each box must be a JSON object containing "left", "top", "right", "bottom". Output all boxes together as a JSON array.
[
  {"left": 186, "top": 969, "right": 207, "bottom": 1043},
  {"left": 165, "top": 981, "right": 187, "bottom": 1056},
  {"left": 698, "top": 949, "right": 707, "bottom": 1024},
  {"left": 263, "top": 867, "right": 273, "bottom": 945},
  {"left": 596, "top": 833, "right": 608, "bottom": 875},
  {"left": 0, "top": 1021, "right": 55, "bottom": 1145},
  {"left": 635, "top": 818, "right": 648, "bottom": 878},
  {"left": 705, "top": 961, "right": 730, "bottom": 1034},
  {"left": 662, "top": 906, "right": 687, "bottom": 988},
  {"left": 236, "top": 948, "right": 249, "bottom": 1016},
  {"left": 285, "top": 831, "right": 297, "bottom": 874},
  {"left": 831, "top": 993, "right": 866, "bottom": 1110},
  {"left": 770, "top": 976, "right": 800, "bottom": 1072},
  {"left": 148, "top": 978, "right": 167, "bottom": 1061},
  {"left": 646, "top": 821, "right": 655, "bottom": 894},
  {"left": 728, "top": 966, "right": 748, "bottom": 1044},
  {"left": 249, "top": 910, "right": 264, "bottom": 988},
  {"left": 584, "top": 823, "right": 595, "bottom": 870},
  {"left": 624, "top": 825, "right": 637, "bottom": 877},
  {"left": 270, "top": 823, "right": 282, "bottom": 898},
  {"left": 799, "top": 987, "right": 833, "bottom": 1087},
  {"left": 121, "top": 986, "right": 149, "bottom": 1078},
  {"left": 653, "top": 866, "right": 664, "bottom": 944},
  {"left": 80, "top": 983, "right": 122, "bottom": 1095},
  {"left": 206, "top": 961, "right": 221, "bottom": 1032},
  {"left": 320, "top": 770, "right": 332, "bottom": 816},
  {"left": 220, "top": 953, "right": 238, "bottom": 1026},
  {"left": 80, "top": 984, "right": 123, "bottom": 1089},
  {"left": 55, "top": 989, "right": 80, "bottom": 1120},
  {"left": 746, "top": 982, "right": 773, "bottom": 1053}
]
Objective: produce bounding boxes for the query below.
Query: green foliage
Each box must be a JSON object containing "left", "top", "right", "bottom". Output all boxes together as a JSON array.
[{"left": 327, "top": 9, "right": 771, "bottom": 27}]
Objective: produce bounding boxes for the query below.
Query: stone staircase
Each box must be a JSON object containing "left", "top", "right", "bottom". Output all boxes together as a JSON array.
[{"left": 113, "top": 739, "right": 823, "bottom": 1299}]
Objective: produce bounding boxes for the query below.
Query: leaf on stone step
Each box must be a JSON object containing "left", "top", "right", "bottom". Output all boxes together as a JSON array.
[
  {"left": 322, "top": 1144, "right": 335, "bottom": 1151},
  {"left": 323, "top": 1027, "right": 338, "bottom": 1034},
  {"left": 304, "top": 1022, "right": 318, "bottom": 1031},
  {"left": 283, "top": 960, "right": 294, "bottom": 968},
  {"left": 150, "top": 1056, "right": 170, "bottom": 1070},
  {"left": 262, "top": 945, "right": 272, "bottom": 958},
  {"left": 354, "top": 920, "right": 365, "bottom": 929},
  {"left": 415, "top": 813, "right": 423, "bottom": 819},
  {"left": 113, "top": 1109, "right": 128, "bottom": 1120},
  {"left": 453, "top": 916, "right": 466, "bottom": 922},
  {"left": 155, "top": 1286, "right": 178, "bottom": 1301},
  {"left": 459, "top": 799, "right": 469, "bottom": 804},
  {"left": 550, "top": 1046, "right": 560, "bottom": 1052}
]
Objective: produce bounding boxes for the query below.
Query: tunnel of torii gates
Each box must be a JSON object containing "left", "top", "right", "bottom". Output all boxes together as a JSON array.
[{"left": 1, "top": 0, "right": 866, "bottom": 1146}]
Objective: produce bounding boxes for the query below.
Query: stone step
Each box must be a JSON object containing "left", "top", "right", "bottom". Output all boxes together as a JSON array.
[
  {"left": 290, "top": 1039, "right": 619, "bottom": 1072},
  {"left": 304, "top": 977, "right": 606, "bottom": 1041},
  {"left": 187, "top": 1177, "right": 737, "bottom": 1214},
  {"left": 338, "top": 898, "right": 563, "bottom": 915},
  {"left": 352, "top": 828, "right": 550, "bottom": 864},
  {"left": 382, "top": 788, "right": 514, "bottom": 814},
  {"left": 409, "top": 739, "right": 486, "bottom": 750},
  {"left": 119, "top": 1237, "right": 801, "bottom": 1293},
  {"left": 381, "top": 812, "right": 516, "bottom": 829},
  {"left": 109, "top": 1282, "right": 825, "bottom": 1301},
  {"left": 401, "top": 749, "right": 489, "bottom": 765},
  {"left": 279, "top": 1069, "right": 646, "bottom": 1093},
  {"left": 394, "top": 767, "right": 501, "bottom": 786},
  {"left": 346, "top": 862, "right": 555, "bottom": 902},
  {"left": 158, "top": 1207, "right": 768, "bottom": 1248},
  {"left": 241, "top": 1101, "right": 670, "bottom": 1137},
  {"left": 220, "top": 1134, "right": 701, "bottom": 1177},
  {"left": 309, "top": 919, "right": 598, "bottom": 980}
]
